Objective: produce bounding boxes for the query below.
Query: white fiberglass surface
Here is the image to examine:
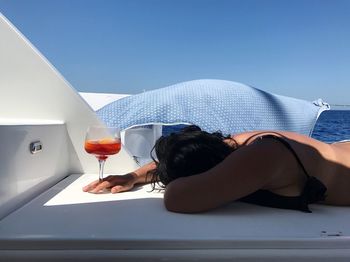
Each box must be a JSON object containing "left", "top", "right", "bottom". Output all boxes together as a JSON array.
[
  {"left": 79, "top": 92, "right": 130, "bottom": 111},
  {"left": 0, "top": 119, "right": 64, "bottom": 125},
  {"left": 0, "top": 174, "right": 350, "bottom": 251},
  {"left": 0, "top": 15, "right": 138, "bottom": 174},
  {"left": 44, "top": 174, "right": 162, "bottom": 206}
]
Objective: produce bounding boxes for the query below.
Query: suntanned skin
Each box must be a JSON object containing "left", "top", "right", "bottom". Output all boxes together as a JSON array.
[{"left": 83, "top": 131, "right": 350, "bottom": 213}]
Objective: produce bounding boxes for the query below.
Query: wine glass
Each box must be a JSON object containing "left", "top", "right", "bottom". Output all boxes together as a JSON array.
[{"left": 84, "top": 126, "right": 121, "bottom": 182}]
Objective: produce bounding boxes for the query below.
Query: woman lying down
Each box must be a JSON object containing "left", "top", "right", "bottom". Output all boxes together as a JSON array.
[{"left": 83, "top": 125, "right": 350, "bottom": 213}]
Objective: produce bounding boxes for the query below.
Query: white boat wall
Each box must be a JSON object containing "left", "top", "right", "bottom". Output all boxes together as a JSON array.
[
  {"left": 1, "top": 13, "right": 350, "bottom": 262},
  {"left": 0, "top": 13, "right": 138, "bottom": 220}
]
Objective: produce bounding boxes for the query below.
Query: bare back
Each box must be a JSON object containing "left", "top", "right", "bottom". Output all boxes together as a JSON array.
[{"left": 231, "top": 131, "right": 350, "bottom": 206}]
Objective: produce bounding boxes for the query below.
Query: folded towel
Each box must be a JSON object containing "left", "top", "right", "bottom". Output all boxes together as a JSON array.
[{"left": 97, "top": 79, "right": 329, "bottom": 136}]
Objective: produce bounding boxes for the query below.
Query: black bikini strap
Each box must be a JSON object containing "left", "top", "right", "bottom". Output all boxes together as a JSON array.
[{"left": 259, "top": 135, "right": 310, "bottom": 178}]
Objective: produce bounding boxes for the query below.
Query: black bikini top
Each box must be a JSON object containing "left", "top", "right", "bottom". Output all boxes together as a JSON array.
[{"left": 239, "top": 134, "right": 327, "bottom": 213}]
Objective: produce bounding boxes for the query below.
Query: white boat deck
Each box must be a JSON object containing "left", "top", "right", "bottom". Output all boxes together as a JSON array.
[{"left": 1, "top": 174, "right": 349, "bottom": 252}]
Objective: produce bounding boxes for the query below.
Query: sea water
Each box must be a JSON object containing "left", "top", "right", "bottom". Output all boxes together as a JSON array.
[
  {"left": 163, "top": 110, "right": 350, "bottom": 144},
  {"left": 312, "top": 110, "right": 350, "bottom": 143}
]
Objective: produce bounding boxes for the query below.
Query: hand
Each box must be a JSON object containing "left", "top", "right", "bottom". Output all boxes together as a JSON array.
[{"left": 82, "top": 173, "right": 137, "bottom": 194}]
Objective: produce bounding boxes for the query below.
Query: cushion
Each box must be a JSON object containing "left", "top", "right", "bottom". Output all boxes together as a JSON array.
[{"left": 97, "top": 79, "right": 329, "bottom": 136}]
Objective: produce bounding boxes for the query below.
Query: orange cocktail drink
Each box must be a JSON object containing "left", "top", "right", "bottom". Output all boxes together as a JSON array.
[{"left": 85, "top": 138, "right": 121, "bottom": 160}]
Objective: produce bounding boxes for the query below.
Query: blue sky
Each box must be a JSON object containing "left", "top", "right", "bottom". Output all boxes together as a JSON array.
[{"left": 0, "top": 0, "right": 349, "bottom": 104}]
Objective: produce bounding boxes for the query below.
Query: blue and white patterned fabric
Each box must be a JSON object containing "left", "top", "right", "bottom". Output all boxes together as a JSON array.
[{"left": 97, "top": 79, "right": 330, "bottom": 136}]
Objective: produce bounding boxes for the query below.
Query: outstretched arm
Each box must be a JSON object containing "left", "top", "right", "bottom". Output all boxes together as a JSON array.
[{"left": 83, "top": 161, "right": 157, "bottom": 194}]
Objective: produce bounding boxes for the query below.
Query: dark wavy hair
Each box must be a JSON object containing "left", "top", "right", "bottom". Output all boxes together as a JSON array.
[{"left": 148, "top": 125, "right": 238, "bottom": 190}]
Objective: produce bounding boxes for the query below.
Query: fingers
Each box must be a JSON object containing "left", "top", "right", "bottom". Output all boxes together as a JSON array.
[
  {"left": 89, "top": 180, "right": 112, "bottom": 194},
  {"left": 82, "top": 175, "right": 115, "bottom": 193},
  {"left": 82, "top": 180, "right": 100, "bottom": 192},
  {"left": 82, "top": 175, "right": 135, "bottom": 194},
  {"left": 82, "top": 179, "right": 112, "bottom": 194},
  {"left": 111, "top": 185, "right": 131, "bottom": 194}
]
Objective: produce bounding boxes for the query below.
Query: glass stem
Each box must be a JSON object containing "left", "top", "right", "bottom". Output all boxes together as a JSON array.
[{"left": 98, "top": 159, "right": 106, "bottom": 182}]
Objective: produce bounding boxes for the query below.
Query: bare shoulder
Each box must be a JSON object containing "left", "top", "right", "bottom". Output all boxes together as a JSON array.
[
  {"left": 231, "top": 130, "right": 321, "bottom": 146},
  {"left": 232, "top": 130, "right": 338, "bottom": 173}
]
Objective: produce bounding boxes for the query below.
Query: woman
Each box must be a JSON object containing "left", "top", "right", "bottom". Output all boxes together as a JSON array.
[{"left": 83, "top": 126, "right": 350, "bottom": 213}]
